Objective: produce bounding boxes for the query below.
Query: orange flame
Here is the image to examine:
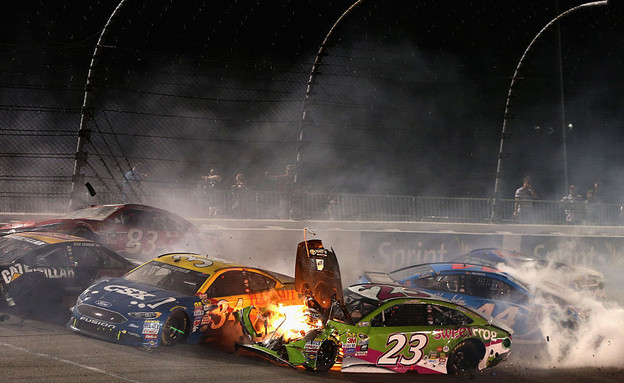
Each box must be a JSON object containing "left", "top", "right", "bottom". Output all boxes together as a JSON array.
[{"left": 263, "top": 304, "right": 324, "bottom": 342}]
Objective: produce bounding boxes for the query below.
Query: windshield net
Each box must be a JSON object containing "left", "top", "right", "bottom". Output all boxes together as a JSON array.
[{"left": 0, "top": 236, "right": 42, "bottom": 262}]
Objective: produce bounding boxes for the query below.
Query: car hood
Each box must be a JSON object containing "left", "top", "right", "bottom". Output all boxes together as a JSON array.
[
  {"left": 79, "top": 278, "right": 194, "bottom": 310},
  {"left": 1, "top": 219, "right": 73, "bottom": 231}
]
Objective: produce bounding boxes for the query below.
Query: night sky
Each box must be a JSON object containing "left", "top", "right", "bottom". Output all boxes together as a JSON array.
[{"left": 1, "top": 0, "right": 623, "bottom": 201}]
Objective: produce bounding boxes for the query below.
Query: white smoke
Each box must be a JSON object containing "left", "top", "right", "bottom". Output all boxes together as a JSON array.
[{"left": 498, "top": 260, "right": 624, "bottom": 368}]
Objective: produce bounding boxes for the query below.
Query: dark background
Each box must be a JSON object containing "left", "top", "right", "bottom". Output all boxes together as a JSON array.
[{"left": 1, "top": 0, "right": 623, "bottom": 202}]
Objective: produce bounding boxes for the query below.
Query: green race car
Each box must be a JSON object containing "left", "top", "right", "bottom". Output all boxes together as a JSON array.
[{"left": 237, "top": 236, "right": 512, "bottom": 374}]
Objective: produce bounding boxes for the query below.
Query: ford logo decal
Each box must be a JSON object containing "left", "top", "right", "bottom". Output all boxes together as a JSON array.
[{"left": 95, "top": 300, "right": 112, "bottom": 307}]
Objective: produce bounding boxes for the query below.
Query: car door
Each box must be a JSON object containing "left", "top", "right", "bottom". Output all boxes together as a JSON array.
[
  {"left": 410, "top": 272, "right": 531, "bottom": 336},
  {"left": 201, "top": 269, "right": 248, "bottom": 331},
  {"left": 69, "top": 243, "right": 132, "bottom": 296},
  {"left": 363, "top": 301, "right": 442, "bottom": 373},
  {"left": 111, "top": 208, "right": 161, "bottom": 258},
  {"left": 30, "top": 244, "right": 77, "bottom": 306}
]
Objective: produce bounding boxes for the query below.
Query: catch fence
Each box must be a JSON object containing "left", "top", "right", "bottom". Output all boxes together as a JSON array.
[{"left": 0, "top": 189, "right": 621, "bottom": 226}]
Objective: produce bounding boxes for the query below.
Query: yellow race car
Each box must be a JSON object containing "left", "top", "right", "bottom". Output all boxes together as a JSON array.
[{"left": 68, "top": 252, "right": 300, "bottom": 347}]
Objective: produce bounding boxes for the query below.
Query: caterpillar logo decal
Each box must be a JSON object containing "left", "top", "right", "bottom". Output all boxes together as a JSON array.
[{"left": 1, "top": 264, "right": 75, "bottom": 284}]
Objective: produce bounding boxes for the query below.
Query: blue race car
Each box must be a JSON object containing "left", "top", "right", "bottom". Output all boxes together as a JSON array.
[
  {"left": 361, "top": 262, "right": 578, "bottom": 343},
  {"left": 453, "top": 248, "right": 605, "bottom": 298}
]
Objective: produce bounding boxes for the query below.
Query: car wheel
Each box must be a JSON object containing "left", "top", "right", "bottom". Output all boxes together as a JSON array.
[
  {"left": 447, "top": 340, "right": 480, "bottom": 375},
  {"left": 313, "top": 339, "right": 338, "bottom": 372},
  {"left": 71, "top": 227, "right": 95, "bottom": 241},
  {"left": 161, "top": 310, "right": 188, "bottom": 346}
]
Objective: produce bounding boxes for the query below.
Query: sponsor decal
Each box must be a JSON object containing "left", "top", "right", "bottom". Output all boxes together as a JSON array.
[
  {"left": 315, "top": 258, "right": 324, "bottom": 271},
  {"left": 170, "top": 255, "right": 213, "bottom": 268},
  {"left": 104, "top": 285, "right": 155, "bottom": 300},
  {"left": 356, "top": 342, "right": 369, "bottom": 356},
  {"left": 1, "top": 264, "right": 75, "bottom": 284},
  {"left": 80, "top": 316, "right": 116, "bottom": 328},
  {"left": 309, "top": 248, "right": 327, "bottom": 257},
  {"left": 433, "top": 327, "right": 473, "bottom": 340},
  {"left": 304, "top": 340, "right": 322, "bottom": 353},
  {"left": 95, "top": 300, "right": 112, "bottom": 308},
  {"left": 472, "top": 328, "right": 498, "bottom": 341},
  {"left": 142, "top": 320, "right": 161, "bottom": 335},
  {"left": 432, "top": 327, "right": 498, "bottom": 341}
]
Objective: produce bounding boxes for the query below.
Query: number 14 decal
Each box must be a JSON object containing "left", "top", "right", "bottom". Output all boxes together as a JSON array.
[{"left": 378, "top": 333, "right": 428, "bottom": 366}]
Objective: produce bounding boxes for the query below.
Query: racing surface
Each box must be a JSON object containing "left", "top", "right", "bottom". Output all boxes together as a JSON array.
[{"left": 1, "top": 312, "right": 622, "bottom": 383}]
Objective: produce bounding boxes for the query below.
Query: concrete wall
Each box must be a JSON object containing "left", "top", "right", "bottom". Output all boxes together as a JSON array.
[
  {"left": 194, "top": 219, "right": 624, "bottom": 295},
  {"left": 3, "top": 213, "right": 623, "bottom": 301}
]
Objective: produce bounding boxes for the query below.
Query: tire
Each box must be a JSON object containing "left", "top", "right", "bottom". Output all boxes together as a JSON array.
[
  {"left": 447, "top": 340, "right": 480, "bottom": 375},
  {"left": 314, "top": 340, "right": 338, "bottom": 372},
  {"left": 160, "top": 310, "right": 188, "bottom": 346}
]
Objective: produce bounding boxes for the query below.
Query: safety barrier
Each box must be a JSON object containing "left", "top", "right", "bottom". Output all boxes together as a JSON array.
[{"left": 1, "top": 189, "right": 621, "bottom": 226}]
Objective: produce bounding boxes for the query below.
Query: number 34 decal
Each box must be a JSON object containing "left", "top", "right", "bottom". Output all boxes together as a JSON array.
[{"left": 378, "top": 333, "right": 428, "bottom": 366}]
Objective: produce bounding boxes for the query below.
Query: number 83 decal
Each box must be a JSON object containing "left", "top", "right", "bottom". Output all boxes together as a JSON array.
[
  {"left": 378, "top": 332, "right": 428, "bottom": 366},
  {"left": 125, "top": 228, "right": 158, "bottom": 255}
]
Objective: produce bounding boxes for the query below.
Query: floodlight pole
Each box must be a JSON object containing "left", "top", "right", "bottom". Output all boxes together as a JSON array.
[
  {"left": 490, "top": 0, "right": 608, "bottom": 222},
  {"left": 69, "top": 0, "right": 128, "bottom": 210},
  {"left": 294, "top": 0, "right": 366, "bottom": 185}
]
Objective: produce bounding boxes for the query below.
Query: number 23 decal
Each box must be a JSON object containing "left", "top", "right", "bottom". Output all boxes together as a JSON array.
[{"left": 378, "top": 333, "right": 428, "bottom": 366}]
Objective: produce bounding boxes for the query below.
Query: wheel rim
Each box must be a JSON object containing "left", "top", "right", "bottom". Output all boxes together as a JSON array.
[
  {"left": 162, "top": 311, "right": 187, "bottom": 345},
  {"left": 449, "top": 342, "right": 479, "bottom": 374}
]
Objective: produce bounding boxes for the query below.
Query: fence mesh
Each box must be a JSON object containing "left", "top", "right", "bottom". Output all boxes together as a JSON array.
[{"left": 1, "top": 1, "right": 623, "bottom": 215}]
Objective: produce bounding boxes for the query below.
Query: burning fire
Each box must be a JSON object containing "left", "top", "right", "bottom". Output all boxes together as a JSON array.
[{"left": 263, "top": 304, "right": 324, "bottom": 342}]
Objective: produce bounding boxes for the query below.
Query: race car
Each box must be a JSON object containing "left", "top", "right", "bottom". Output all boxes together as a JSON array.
[
  {"left": 0, "top": 232, "right": 135, "bottom": 317},
  {"left": 0, "top": 204, "right": 201, "bottom": 259},
  {"left": 453, "top": 248, "right": 605, "bottom": 298},
  {"left": 235, "top": 238, "right": 512, "bottom": 374},
  {"left": 68, "top": 252, "right": 300, "bottom": 347},
  {"left": 361, "top": 262, "right": 580, "bottom": 343}
]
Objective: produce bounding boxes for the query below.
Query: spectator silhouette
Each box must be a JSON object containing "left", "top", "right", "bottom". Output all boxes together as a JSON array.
[
  {"left": 122, "top": 163, "right": 148, "bottom": 203},
  {"left": 513, "top": 176, "right": 537, "bottom": 223},
  {"left": 561, "top": 185, "right": 584, "bottom": 224},
  {"left": 198, "top": 168, "right": 223, "bottom": 216},
  {"left": 230, "top": 173, "right": 249, "bottom": 218},
  {"left": 265, "top": 164, "right": 295, "bottom": 219}
]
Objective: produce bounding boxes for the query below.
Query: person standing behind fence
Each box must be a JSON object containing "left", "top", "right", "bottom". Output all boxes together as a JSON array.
[
  {"left": 265, "top": 164, "right": 295, "bottom": 219},
  {"left": 122, "top": 162, "right": 148, "bottom": 203},
  {"left": 198, "top": 168, "right": 223, "bottom": 216},
  {"left": 230, "top": 173, "right": 249, "bottom": 218},
  {"left": 560, "top": 185, "right": 584, "bottom": 224},
  {"left": 513, "top": 176, "right": 537, "bottom": 223},
  {"left": 586, "top": 181, "right": 607, "bottom": 224}
]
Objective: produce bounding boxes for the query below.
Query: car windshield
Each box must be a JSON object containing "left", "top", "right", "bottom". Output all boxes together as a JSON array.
[
  {"left": 343, "top": 290, "right": 383, "bottom": 321},
  {"left": 63, "top": 205, "right": 122, "bottom": 220},
  {"left": 124, "top": 260, "right": 210, "bottom": 296},
  {"left": 388, "top": 264, "right": 435, "bottom": 282},
  {"left": 0, "top": 236, "right": 43, "bottom": 262}
]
